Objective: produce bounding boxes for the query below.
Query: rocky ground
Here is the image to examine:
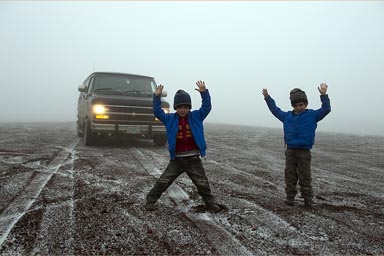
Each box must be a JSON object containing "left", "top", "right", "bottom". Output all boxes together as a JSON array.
[{"left": 0, "top": 122, "right": 383, "bottom": 255}]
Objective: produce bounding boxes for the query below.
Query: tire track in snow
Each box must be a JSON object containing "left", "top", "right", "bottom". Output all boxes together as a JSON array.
[
  {"left": 134, "top": 148, "right": 324, "bottom": 254},
  {"left": 313, "top": 166, "right": 384, "bottom": 198},
  {"left": 206, "top": 159, "right": 280, "bottom": 189},
  {"left": 205, "top": 158, "right": 334, "bottom": 252},
  {"left": 132, "top": 148, "right": 256, "bottom": 256},
  {"left": 30, "top": 149, "right": 78, "bottom": 255},
  {"left": 0, "top": 139, "right": 79, "bottom": 247}
]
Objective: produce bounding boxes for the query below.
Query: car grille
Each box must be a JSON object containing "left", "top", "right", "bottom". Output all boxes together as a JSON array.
[{"left": 98, "top": 105, "right": 156, "bottom": 123}]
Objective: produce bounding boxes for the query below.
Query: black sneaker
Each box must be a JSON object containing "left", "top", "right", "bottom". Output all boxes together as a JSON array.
[
  {"left": 145, "top": 202, "right": 157, "bottom": 211},
  {"left": 206, "top": 203, "right": 221, "bottom": 212}
]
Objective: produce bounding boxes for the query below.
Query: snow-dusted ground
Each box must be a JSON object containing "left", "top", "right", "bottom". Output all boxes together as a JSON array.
[{"left": 0, "top": 122, "right": 383, "bottom": 255}]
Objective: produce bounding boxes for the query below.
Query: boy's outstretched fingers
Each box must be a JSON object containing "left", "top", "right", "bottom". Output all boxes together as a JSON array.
[
  {"left": 318, "top": 83, "right": 328, "bottom": 95},
  {"left": 195, "top": 80, "right": 206, "bottom": 92},
  {"left": 262, "top": 88, "right": 269, "bottom": 97},
  {"left": 154, "top": 84, "right": 164, "bottom": 96}
]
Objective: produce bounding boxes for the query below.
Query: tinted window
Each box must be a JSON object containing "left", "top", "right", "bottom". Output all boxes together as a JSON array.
[{"left": 92, "top": 75, "right": 154, "bottom": 94}]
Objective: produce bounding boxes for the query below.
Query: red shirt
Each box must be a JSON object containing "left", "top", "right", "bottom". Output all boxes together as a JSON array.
[{"left": 175, "top": 117, "right": 198, "bottom": 153}]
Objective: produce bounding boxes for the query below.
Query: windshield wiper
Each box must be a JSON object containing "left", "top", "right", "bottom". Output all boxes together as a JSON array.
[
  {"left": 122, "top": 90, "right": 152, "bottom": 95},
  {"left": 93, "top": 88, "right": 116, "bottom": 91},
  {"left": 92, "top": 88, "right": 124, "bottom": 95}
]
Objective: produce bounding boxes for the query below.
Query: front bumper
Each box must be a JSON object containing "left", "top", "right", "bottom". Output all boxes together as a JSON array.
[{"left": 91, "top": 123, "right": 165, "bottom": 135}]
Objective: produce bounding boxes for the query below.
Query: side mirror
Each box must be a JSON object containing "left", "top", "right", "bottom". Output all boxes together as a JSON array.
[
  {"left": 78, "top": 84, "right": 87, "bottom": 92},
  {"left": 161, "top": 90, "right": 168, "bottom": 97}
]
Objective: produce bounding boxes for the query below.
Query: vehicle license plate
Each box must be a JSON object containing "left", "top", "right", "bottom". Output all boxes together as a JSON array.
[{"left": 127, "top": 126, "right": 141, "bottom": 134}]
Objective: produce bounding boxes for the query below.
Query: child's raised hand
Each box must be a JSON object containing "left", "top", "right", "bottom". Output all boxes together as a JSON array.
[
  {"left": 262, "top": 88, "right": 269, "bottom": 97},
  {"left": 154, "top": 84, "right": 164, "bottom": 96},
  {"left": 195, "top": 80, "right": 206, "bottom": 92},
  {"left": 318, "top": 83, "right": 328, "bottom": 95}
]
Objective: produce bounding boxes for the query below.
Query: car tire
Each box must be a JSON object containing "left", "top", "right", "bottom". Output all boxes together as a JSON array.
[
  {"left": 153, "top": 134, "right": 167, "bottom": 146},
  {"left": 84, "top": 119, "right": 97, "bottom": 146}
]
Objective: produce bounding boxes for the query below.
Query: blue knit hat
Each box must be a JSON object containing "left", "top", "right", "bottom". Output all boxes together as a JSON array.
[{"left": 173, "top": 90, "right": 191, "bottom": 110}]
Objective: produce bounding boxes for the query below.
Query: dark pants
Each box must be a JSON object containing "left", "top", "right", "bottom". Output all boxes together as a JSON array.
[
  {"left": 146, "top": 156, "right": 214, "bottom": 205},
  {"left": 285, "top": 148, "right": 313, "bottom": 200}
]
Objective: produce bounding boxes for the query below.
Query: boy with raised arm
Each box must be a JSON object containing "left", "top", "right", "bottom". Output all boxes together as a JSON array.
[{"left": 262, "top": 84, "right": 331, "bottom": 208}]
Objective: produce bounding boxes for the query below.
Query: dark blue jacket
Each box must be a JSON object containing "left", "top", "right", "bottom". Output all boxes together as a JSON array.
[
  {"left": 153, "top": 90, "right": 211, "bottom": 159},
  {"left": 265, "top": 95, "right": 331, "bottom": 149}
]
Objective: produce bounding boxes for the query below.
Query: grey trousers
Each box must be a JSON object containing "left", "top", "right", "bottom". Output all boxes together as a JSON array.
[
  {"left": 285, "top": 148, "right": 313, "bottom": 200},
  {"left": 146, "top": 156, "right": 214, "bottom": 205}
]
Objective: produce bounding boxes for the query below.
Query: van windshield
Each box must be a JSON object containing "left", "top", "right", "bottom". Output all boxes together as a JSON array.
[{"left": 92, "top": 75, "right": 155, "bottom": 96}]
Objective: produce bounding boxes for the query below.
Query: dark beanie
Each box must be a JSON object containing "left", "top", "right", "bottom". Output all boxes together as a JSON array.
[
  {"left": 290, "top": 88, "right": 308, "bottom": 106},
  {"left": 173, "top": 90, "right": 192, "bottom": 110}
]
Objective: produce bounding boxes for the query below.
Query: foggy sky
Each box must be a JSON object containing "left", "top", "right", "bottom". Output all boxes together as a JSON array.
[{"left": 1, "top": 1, "right": 383, "bottom": 136}]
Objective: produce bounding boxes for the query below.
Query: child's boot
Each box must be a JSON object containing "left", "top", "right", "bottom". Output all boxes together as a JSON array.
[
  {"left": 206, "top": 202, "right": 221, "bottom": 212},
  {"left": 145, "top": 201, "right": 157, "bottom": 211}
]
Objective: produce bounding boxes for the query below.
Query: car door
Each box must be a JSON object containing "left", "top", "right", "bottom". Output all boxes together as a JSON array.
[{"left": 78, "top": 76, "right": 93, "bottom": 124}]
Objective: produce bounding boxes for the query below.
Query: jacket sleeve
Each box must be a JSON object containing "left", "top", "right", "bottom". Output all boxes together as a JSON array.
[
  {"left": 196, "top": 89, "right": 211, "bottom": 120},
  {"left": 153, "top": 94, "right": 167, "bottom": 124},
  {"left": 264, "top": 96, "right": 287, "bottom": 122},
  {"left": 315, "top": 94, "right": 331, "bottom": 122}
]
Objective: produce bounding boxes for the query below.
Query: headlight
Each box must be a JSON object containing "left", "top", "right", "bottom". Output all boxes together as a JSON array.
[{"left": 92, "top": 104, "right": 107, "bottom": 114}]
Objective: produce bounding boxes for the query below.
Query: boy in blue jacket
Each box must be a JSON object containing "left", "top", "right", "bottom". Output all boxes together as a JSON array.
[
  {"left": 145, "top": 81, "right": 220, "bottom": 212},
  {"left": 262, "top": 83, "right": 331, "bottom": 208}
]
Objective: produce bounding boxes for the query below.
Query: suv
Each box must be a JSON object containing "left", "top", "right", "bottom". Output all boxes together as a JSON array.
[{"left": 77, "top": 72, "right": 169, "bottom": 146}]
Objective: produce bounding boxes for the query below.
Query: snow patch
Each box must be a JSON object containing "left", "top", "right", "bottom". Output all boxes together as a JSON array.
[{"left": 0, "top": 139, "right": 79, "bottom": 247}]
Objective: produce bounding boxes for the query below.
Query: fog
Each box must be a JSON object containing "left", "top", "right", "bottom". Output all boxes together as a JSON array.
[{"left": 1, "top": 1, "right": 383, "bottom": 136}]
